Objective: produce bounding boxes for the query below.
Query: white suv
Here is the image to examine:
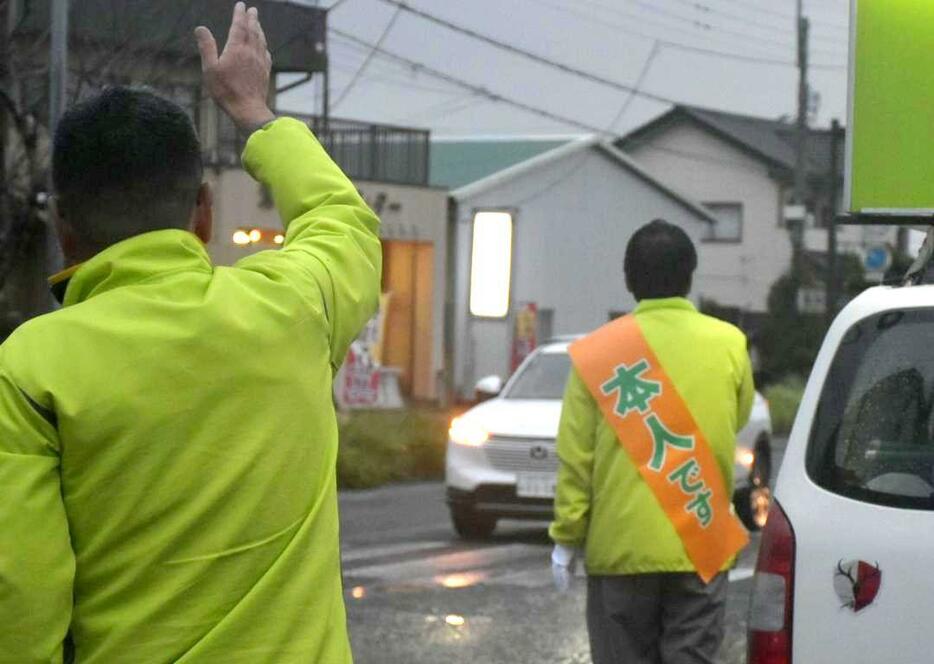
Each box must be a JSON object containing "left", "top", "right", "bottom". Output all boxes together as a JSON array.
[
  {"left": 445, "top": 339, "right": 773, "bottom": 539},
  {"left": 748, "top": 284, "right": 934, "bottom": 664}
]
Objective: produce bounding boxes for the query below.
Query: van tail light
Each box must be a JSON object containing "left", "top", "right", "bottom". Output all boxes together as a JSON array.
[{"left": 748, "top": 499, "right": 795, "bottom": 664}]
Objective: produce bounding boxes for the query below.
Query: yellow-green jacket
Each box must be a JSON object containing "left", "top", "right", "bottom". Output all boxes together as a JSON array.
[
  {"left": 0, "top": 118, "right": 380, "bottom": 663},
  {"left": 549, "top": 298, "right": 754, "bottom": 575}
]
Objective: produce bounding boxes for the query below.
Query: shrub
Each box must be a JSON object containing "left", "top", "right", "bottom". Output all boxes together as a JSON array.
[
  {"left": 337, "top": 408, "right": 451, "bottom": 489},
  {"left": 764, "top": 376, "right": 806, "bottom": 435},
  {"left": 758, "top": 254, "right": 871, "bottom": 380}
]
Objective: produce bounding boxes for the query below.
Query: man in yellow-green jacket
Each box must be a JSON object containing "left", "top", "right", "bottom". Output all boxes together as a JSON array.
[
  {"left": 0, "top": 4, "right": 379, "bottom": 662},
  {"left": 550, "top": 220, "right": 754, "bottom": 664}
]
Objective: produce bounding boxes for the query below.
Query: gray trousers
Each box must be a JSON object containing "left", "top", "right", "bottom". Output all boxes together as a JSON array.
[{"left": 586, "top": 573, "right": 728, "bottom": 664}]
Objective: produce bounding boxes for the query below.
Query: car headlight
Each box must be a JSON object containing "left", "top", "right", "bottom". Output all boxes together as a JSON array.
[
  {"left": 735, "top": 448, "right": 755, "bottom": 469},
  {"left": 450, "top": 417, "right": 490, "bottom": 447}
]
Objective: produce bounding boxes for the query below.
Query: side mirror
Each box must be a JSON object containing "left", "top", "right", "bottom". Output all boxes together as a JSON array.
[{"left": 474, "top": 375, "right": 504, "bottom": 402}]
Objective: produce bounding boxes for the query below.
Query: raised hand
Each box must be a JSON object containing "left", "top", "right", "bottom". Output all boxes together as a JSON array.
[{"left": 195, "top": 2, "right": 276, "bottom": 133}]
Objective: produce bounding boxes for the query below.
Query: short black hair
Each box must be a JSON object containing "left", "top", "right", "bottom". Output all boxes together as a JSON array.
[
  {"left": 624, "top": 219, "right": 697, "bottom": 301},
  {"left": 52, "top": 86, "right": 203, "bottom": 247}
]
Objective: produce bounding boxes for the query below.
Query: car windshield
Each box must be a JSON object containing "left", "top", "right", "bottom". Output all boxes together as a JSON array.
[
  {"left": 504, "top": 352, "right": 572, "bottom": 400},
  {"left": 807, "top": 309, "right": 934, "bottom": 510}
]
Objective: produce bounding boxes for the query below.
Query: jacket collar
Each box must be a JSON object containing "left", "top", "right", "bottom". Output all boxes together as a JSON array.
[
  {"left": 48, "top": 230, "right": 213, "bottom": 307},
  {"left": 634, "top": 297, "right": 697, "bottom": 315}
]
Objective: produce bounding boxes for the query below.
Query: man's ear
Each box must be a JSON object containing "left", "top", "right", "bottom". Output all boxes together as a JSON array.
[
  {"left": 50, "top": 197, "right": 81, "bottom": 267},
  {"left": 192, "top": 183, "right": 213, "bottom": 245}
]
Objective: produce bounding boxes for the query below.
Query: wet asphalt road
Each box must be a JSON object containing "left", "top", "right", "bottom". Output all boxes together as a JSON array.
[{"left": 339, "top": 440, "right": 786, "bottom": 664}]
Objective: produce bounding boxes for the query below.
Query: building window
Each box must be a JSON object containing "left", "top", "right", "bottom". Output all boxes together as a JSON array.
[
  {"left": 703, "top": 202, "right": 743, "bottom": 243},
  {"left": 469, "top": 211, "right": 513, "bottom": 318}
]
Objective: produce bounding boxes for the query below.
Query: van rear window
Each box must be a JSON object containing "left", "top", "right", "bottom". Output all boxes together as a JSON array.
[{"left": 807, "top": 309, "right": 934, "bottom": 510}]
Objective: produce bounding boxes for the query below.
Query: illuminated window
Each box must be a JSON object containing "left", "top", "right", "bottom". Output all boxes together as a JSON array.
[{"left": 469, "top": 211, "right": 513, "bottom": 318}]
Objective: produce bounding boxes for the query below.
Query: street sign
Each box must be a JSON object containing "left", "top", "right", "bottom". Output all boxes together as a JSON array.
[
  {"left": 797, "top": 288, "right": 827, "bottom": 315},
  {"left": 845, "top": 0, "right": 934, "bottom": 220},
  {"left": 862, "top": 246, "right": 892, "bottom": 276}
]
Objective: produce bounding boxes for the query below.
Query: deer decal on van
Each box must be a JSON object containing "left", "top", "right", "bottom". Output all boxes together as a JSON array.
[{"left": 833, "top": 560, "right": 882, "bottom": 612}]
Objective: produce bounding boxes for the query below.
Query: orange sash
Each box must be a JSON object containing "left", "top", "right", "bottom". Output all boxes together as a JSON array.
[{"left": 569, "top": 315, "right": 748, "bottom": 583}]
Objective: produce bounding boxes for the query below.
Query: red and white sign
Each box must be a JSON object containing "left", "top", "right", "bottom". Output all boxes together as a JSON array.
[{"left": 338, "top": 343, "right": 380, "bottom": 408}]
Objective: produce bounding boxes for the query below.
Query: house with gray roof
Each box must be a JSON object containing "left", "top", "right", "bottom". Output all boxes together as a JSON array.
[{"left": 617, "top": 105, "right": 893, "bottom": 321}]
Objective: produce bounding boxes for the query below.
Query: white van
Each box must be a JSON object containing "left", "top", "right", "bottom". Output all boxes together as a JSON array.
[{"left": 748, "top": 284, "right": 934, "bottom": 663}]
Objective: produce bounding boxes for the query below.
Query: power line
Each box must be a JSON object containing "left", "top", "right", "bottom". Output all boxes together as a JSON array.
[
  {"left": 329, "top": 27, "right": 828, "bottom": 176},
  {"left": 329, "top": 56, "right": 464, "bottom": 95},
  {"left": 540, "top": 0, "right": 785, "bottom": 55},
  {"left": 620, "top": 0, "right": 843, "bottom": 51},
  {"left": 518, "top": 0, "right": 846, "bottom": 69},
  {"left": 661, "top": 0, "right": 848, "bottom": 42},
  {"left": 331, "top": 4, "right": 403, "bottom": 110},
  {"left": 391, "top": 92, "right": 485, "bottom": 124},
  {"left": 721, "top": 0, "right": 848, "bottom": 31},
  {"left": 375, "top": 0, "right": 845, "bottom": 103},
  {"left": 660, "top": 39, "right": 844, "bottom": 71},
  {"left": 531, "top": 0, "right": 845, "bottom": 57},
  {"left": 529, "top": 0, "right": 789, "bottom": 58},
  {"left": 329, "top": 28, "right": 627, "bottom": 136},
  {"left": 374, "top": 0, "right": 696, "bottom": 107},
  {"left": 607, "top": 41, "right": 661, "bottom": 132},
  {"left": 330, "top": 41, "right": 484, "bottom": 95}
]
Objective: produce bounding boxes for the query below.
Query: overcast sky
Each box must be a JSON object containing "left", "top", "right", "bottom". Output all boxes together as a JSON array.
[{"left": 277, "top": 0, "right": 851, "bottom": 138}]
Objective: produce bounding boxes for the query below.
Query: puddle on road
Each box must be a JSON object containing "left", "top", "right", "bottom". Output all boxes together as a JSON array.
[{"left": 434, "top": 571, "right": 489, "bottom": 589}]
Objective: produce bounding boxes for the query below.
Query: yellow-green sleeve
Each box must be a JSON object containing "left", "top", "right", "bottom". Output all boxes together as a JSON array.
[
  {"left": 549, "top": 367, "right": 598, "bottom": 548},
  {"left": 0, "top": 370, "right": 74, "bottom": 662},
  {"left": 736, "top": 342, "right": 755, "bottom": 431},
  {"left": 238, "top": 117, "right": 382, "bottom": 370}
]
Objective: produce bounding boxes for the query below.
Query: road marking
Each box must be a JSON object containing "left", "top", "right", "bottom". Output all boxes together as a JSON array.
[
  {"left": 342, "top": 540, "right": 450, "bottom": 564},
  {"left": 343, "top": 534, "right": 756, "bottom": 588},
  {"left": 729, "top": 568, "right": 755, "bottom": 582},
  {"left": 346, "top": 543, "right": 545, "bottom": 582}
]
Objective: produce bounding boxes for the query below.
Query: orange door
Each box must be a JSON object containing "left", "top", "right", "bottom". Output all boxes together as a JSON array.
[{"left": 382, "top": 241, "right": 435, "bottom": 400}]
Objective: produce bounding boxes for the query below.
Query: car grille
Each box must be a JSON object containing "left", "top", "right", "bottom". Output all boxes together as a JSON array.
[{"left": 484, "top": 436, "right": 558, "bottom": 473}]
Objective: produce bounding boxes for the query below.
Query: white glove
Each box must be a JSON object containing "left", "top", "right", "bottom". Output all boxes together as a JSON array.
[{"left": 551, "top": 544, "right": 580, "bottom": 593}]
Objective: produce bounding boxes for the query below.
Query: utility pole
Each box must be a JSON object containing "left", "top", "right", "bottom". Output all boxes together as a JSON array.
[
  {"left": 46, "top": 0, "right": 69, "bottom": 291},
  {"left": 322, "top": 65, "right": 330, "bottom": 133},
  {"left": 0, "top": 2, "right": 10, "bottom": 253},
  {"left": 793, "top": 0, "right": 810, "bottom": 275},
  {"left": 322, "top": 8, "right": 330, "bottom": 134},
  {"left": 825, "top": 119, "right": 842, "bottom": 328},
  {"left": 49, "top": 0, "right": 69, "bottom": 128}
]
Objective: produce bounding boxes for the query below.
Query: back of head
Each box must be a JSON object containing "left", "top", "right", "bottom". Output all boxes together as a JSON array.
[
  {"left": 52, "top": 87, "right": 203, "bottom": 251},
  {"left": 624, "top": 219, "right": 697, "bottom": 301}
]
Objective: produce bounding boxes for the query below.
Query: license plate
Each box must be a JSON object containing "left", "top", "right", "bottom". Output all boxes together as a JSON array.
[{"left": 517, "top": 472, "right": 556, "bottom": 499}]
